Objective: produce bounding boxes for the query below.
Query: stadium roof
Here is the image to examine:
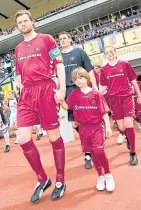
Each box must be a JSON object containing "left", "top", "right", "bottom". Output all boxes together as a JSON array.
[
  {"left": 0, "top": 0, "right": 47, "bottom": 20},
  {"left": 0, "top": 0, "right": 75, "bottom": 29}
]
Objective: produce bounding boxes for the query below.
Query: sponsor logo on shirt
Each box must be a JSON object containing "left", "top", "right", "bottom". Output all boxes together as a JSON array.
[
  {"left": 18, "top": 54, "right": 42, "bottom": 61},
  {"left": 107, "top": 73, "right": 124, "bottom": 79},
  {"left": 74, "top": 105, "right": 98, "bottom": 110},
  {"left": 64, "top": 64, "right": 77, "bottom": 68}
]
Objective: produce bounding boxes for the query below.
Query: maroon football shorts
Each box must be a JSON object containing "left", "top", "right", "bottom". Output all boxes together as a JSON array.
[
  {"left": 108, "top": 95, "right": 135, "bottom": 120},
  {"left": 17, "top": 79, "right": 59, "bottom": 130},
  {"left": 79, "top": 122, "right": 105, "bottom": 152}
]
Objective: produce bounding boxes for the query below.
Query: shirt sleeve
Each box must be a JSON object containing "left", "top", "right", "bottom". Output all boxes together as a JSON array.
[
  {"left": 126, "top": 62, "right": 137, "bottom": 81},
  {"left": 66, "top": 91, "right": 75, "bottom": 110},
  {"left": 46, "top": 35, "right": 63, "bottom": 65},
  {"left": 81, "top": 49, "right": 93, "bottom": 72},
  {"left": 15, "top": 47, "right": 21, "bottom": 75},
  {"left": 100, "top": 68, "right": 107, "bottom": 86},
  {"left": 96, "top": 92, "right": 109, "bottom": 116}
]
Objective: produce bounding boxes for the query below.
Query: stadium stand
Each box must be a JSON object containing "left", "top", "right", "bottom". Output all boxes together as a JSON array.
[
  {"left": 0, "top": 0, "right": 90, "bottom": 36},
  {"left": 0, "top": 0, "right": 141, "bottom": 82}
]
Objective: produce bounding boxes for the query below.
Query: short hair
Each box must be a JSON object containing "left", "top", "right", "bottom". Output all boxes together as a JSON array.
[
  {"left": 72, "top": 67, "right": 90, "bottom": 83},
  {"left": 104, "top": 46, "right": 116, "bottom": 53},
  {"left": 14, "top": 10, "right": 33, "bottom": 23},
  {"left": 59, "top": 31, "right": 72, "bottom": 39}
]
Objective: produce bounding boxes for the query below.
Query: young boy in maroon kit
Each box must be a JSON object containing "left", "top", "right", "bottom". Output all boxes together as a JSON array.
[
  {"left": 61, "top": 67, "right": 115, "bottom": 192},
  {"left": 14, "top": 10, "right": 66, "bottom": 203},
  {"left": 100, "top": 46, "right": 141, "bottom": 165}
]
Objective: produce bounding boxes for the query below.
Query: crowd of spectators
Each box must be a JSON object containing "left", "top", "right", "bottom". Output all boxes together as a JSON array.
[
  {"left": 0, "top": 3, "right": 141, "bottom": 80},
  {"left": 0, "top": 0, "right": 89, "bottom": 36},
  {"left": 0, "top": 54, "right": 15, "bottom": 80},
  {"left": 1, "top": 1, "right": 141, "bottom": 44},
  {"left": 36, "top": 0, "right": 89, "bottom": 21},
  {"left": 0, "top": 27, "right": 16, "bottom": 36},
  {"left": 70, "top": 14, "right": 141, "bottom": 43}
]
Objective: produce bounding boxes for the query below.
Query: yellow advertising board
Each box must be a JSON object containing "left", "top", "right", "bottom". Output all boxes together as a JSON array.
[
  {"left": 103, "top": 32, "right": 125, "bottom": 48},
  {"left": 90, "top": 53, "right": 105, "bottom": 67},
  {"left": 90, "top": 43, "right": 141, "bottom": 66},
  {"left": 83, "top": 39, "right": 101, "bottom": 56},
  {"left": 124, "top": 27, "right": 141, "bottom": 46}
]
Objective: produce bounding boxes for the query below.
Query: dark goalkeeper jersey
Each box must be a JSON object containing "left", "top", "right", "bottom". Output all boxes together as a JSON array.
[{"left": 62, "top": 48, "right": 93, "bottom": 87}]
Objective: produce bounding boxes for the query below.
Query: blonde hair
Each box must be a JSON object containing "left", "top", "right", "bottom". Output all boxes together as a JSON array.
[
  {"left": 72, "top": 67, "right": 90, "bottom": 83},
  {"left": 15, "top": 10, "right": 33, "bottom": 23},
  {"left": 104, "top": 45, "right": 116, "bottom": 54}
]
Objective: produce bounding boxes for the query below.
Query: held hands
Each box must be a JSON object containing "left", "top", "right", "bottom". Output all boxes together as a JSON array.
[
  {"left": 105, "top": 127, "right": 112, "bottom": 138},
  {"left": 54, "top": 89, "right": 66, "bottom": 104}
]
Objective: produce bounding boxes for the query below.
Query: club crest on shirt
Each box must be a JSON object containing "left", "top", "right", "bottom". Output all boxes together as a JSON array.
[
  {"left": 91, "top": 99, "right": 95, "bottom": 104},
  {"left": 35, "top": 46, "right": 41, "bottom": 52},
  {"left": 70, "top": 56, "right": 75, "bottom": 62},
  {"left": 75, "top": 105, "right": 79, "bottom": 110}
]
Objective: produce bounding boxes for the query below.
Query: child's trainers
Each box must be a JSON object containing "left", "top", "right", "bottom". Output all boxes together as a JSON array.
[
  {"left": 105, "top": 173, "right": 115, "bottom": 192},
  {"left": 96, "top": 176, "right": 105, "bottom": 191},
  {"left": 117, "top": 134, "right": 126, "bottom": 144}
]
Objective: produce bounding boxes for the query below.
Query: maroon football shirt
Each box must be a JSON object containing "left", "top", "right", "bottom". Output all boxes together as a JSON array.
[
  {"left": 66, "top": 89, "right": 109, "bottom": 124},
  {"left": 100, "top": 60, "right": 137, "bottom": 96},
  {"left": 15, "top": 33, "right": 63, "bottom": 85}
]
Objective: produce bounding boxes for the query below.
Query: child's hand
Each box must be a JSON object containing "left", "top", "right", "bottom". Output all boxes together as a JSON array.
[
  {"left": 60, "top": 100, "right": 65, "bottom": 104},
  {"left": 105, "top": 127, "right": 112, "bottom": 138},
  {"left": 72, "top": 121, "right": 80, "bottom": 128}
]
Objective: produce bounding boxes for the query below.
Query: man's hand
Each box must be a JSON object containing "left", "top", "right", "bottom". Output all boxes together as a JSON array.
[
  {"left": 105, "top": 127, "right": 112, "bottom": 138},
  {"left": 54, "top": 89, "right": 66, "bottom": 104}
]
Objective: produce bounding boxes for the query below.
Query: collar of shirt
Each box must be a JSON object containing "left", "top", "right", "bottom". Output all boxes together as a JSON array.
[
  {"left": 62, "top": 46, "right": 74, "bottom": 54},
  {"left": 108, "top": 59, "right": 119, "bottom": 67}
]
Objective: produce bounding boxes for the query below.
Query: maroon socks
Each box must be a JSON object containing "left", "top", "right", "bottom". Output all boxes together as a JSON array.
[
  {"left": 51, "top": 137, "right": 65, "bottom": 183},
  {"left": 21, "top": 140, "right": 47, "bottom": 183}
]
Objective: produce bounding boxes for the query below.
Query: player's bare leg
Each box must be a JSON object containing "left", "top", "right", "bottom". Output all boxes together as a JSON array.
[
  {"left": 116, "top": 119, "right": 129, "bottom": 146},
  {"left": 18, "top": 127, "right": 51, "bottom": 204},
  {"left": 48, "top": 127, "right": 66, "bottom": 200}
]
